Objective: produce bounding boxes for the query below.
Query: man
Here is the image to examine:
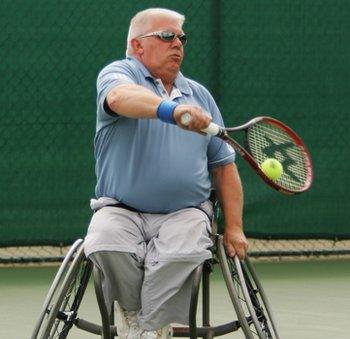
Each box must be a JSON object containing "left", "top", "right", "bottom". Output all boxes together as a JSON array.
[{"left": 84, "top": 7, "right": 248, "bottom": 339}]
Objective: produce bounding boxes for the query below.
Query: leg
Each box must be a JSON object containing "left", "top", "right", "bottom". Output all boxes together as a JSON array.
[
  {"left": 139, "top": 208, "right": 213, "bottom": 331},
  {"left": 84, "top": 206, "right": 147, "bottom": 339},
  {"left": 90, "top": 251, "right": 144, "bottom": 313},
  {"left": 84, "top": 206, "right": 147, "bottom": 313}
]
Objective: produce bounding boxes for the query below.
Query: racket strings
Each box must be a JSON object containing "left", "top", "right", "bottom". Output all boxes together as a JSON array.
[{"left": 247, "top": 122, "right": 308, "bottom": 191}]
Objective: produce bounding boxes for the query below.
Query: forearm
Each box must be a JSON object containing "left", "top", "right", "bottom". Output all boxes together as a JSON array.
[
  {"left": 107, "top": 84, "right": 162, "bottom": 119},
  {"left": 212, "top": 162, "right": 248, "bottom": 259},
  {"left": 106, "top": 83, "right": 212, "bottom": 131},
  {"left": 212, "top": 163, "right": 243, "bottom": 232}
]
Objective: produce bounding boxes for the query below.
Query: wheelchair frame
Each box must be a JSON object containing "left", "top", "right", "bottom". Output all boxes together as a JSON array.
[{"left": 31, "top": 234, "right": 280, "bottom": 339}]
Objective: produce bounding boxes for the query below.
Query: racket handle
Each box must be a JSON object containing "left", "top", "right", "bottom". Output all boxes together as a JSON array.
[{"left": 180, "top": 113, "right": 221, "bottom": 136}]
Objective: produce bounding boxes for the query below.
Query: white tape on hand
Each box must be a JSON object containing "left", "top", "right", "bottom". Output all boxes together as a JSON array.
[
  {"left": 180, "top": 112, "right": 192, "bottom": 126},
  {"left": 202, "top": 123, "right": 220, "bottom": 136}
]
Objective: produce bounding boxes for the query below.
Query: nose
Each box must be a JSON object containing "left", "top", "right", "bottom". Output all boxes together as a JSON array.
[
  {"left": 171, "top": 36, "right": 183, "bottom": 48},
  {"left": 172, "top": 38, "right": 182, "bottom": 48}
]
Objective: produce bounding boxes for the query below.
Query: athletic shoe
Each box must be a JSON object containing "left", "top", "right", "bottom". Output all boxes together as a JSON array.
[
  {"left": 115, "top": 301, "right": 141, "bottom": 339},
  {"left": 140, "top": 325, "right": 173, "bottom": 339}
]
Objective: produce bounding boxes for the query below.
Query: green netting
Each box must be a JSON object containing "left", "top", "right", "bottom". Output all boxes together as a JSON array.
[
  {"left": 0, "top": 0, "right": 349, "bottom": 247},
  {"left": 219, "top": 0, "right": 350, "bottom": 239}
]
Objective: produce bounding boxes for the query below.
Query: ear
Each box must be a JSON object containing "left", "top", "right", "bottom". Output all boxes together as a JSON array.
[{"left": 131, "top": 38, "right": 144, "bottom": 56}]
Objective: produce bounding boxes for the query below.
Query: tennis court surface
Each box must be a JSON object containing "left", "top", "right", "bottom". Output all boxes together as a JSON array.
[{"left": 1, "top": 258, "right": 349, "bottom": 339}]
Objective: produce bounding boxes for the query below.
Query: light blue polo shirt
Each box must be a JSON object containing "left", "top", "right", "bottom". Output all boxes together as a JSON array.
[{"left": 94, "top": 57, "right": 235, "bottom": 213}]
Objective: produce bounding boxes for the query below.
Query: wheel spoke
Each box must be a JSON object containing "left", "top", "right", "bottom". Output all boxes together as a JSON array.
[{"left": 31, "top": 242, "right": 91, "bottom": 339}]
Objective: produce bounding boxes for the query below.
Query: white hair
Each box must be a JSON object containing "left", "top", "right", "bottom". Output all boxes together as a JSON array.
[{"left": 125, "top": 8, "right": 185, "bottom": 57}]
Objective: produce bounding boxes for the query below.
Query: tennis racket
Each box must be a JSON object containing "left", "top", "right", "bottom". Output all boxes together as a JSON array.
[{"left": 181, "top": 114, "right": 313, "bottom": 195}]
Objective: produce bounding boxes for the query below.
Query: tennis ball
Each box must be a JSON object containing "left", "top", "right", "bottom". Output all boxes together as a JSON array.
[{"left": 261, "top": 158, "right": 283, "bottom": 181}]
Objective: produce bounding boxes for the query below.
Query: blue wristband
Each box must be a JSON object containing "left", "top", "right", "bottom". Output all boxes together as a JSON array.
[{"left": 156, "top": 100, "right": 178, "bottom": 124}]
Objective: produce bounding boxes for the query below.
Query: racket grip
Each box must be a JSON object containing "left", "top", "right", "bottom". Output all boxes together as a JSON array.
[{"left": 180, "top": 113, "right": 221, "bottom": 136}]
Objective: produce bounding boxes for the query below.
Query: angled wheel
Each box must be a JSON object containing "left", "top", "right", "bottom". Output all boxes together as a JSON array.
[
  {"left": 217, "top": 236, "right": 280, "bottom": 339},
  {"left": 31, "top": 240, "right": 92, "bottom": 339},
  {"left": 31, "top": 239, "right": 84, "bottom": 338}
]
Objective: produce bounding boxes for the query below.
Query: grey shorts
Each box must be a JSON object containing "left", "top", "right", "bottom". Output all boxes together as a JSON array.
[
  {"left": 84, "top": 199, "right": 214, "bottom": 329},
  {"left": 84, "top": 199, "right": 214, "bottom": 263}
]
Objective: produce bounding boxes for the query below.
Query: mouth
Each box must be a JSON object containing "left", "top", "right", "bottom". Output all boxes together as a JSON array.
[{"left": 170, "top": 54, "right": 182, "bottom": 61}]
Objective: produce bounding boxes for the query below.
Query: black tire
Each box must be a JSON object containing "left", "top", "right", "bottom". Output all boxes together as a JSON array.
[
  {"left": 217, "top": 236, "right": 280, "bottom": 339},
  {"left": 32, "top": 240, "right": 92, "bottom": 339}
]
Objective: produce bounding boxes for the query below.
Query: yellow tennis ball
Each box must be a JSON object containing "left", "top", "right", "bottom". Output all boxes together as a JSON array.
[{"left": 261, "top": 158, "right": 283, "bottom": 181}]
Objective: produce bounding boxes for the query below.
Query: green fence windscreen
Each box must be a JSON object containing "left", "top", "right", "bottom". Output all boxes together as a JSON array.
[{"left": 0, "top": 0, "right": 349, "bottom": 246}]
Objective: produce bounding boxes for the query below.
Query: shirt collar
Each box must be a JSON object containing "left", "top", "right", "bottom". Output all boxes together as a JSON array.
[{"left": 127, "top": 56, "right": 192, "bottom": 96}]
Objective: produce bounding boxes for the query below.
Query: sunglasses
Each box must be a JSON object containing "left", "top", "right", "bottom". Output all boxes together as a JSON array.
[{"left": 138, "top": 30, "right": 187, "bottom": 46}]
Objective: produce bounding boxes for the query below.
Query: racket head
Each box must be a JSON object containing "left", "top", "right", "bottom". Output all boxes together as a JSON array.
[{"left": 244, "top": 116, "right": 313, "bottom": 194}]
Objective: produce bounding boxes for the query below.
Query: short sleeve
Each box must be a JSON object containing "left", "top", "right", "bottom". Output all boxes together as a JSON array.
[
  {"left": 96, "top": 61, "right": 136, "bottom": 131},
  {"left": 206, "top": 96, "right": 235, "bottom": 169}
]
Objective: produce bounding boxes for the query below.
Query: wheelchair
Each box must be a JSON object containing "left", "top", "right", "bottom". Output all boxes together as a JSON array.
[{"left": 31, "top": 212, "right": 280, "bottom": 339}]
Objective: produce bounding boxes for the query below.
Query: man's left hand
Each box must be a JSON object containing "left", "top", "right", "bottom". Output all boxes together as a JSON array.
[{"left": 223, "top": 227, "right": 249, "bottom": 260}]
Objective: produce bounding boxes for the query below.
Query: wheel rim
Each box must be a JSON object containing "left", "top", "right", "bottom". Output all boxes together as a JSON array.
[
  {"left": 216, "top": 235, "right": 278, "bottom": 339},
  {"left": 229, "top": 256, "right": 274, "bottom": 338},
  {"left": 39, "top": 244, "right": 91, "bottom": 339},
  {"left": 48, "top": 259, "right": 92, "bottom": 338}
]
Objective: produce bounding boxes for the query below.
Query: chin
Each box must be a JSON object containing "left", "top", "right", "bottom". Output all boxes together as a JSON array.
[{"left": 169, "top": 61, "right": 181, "bottom": 71}]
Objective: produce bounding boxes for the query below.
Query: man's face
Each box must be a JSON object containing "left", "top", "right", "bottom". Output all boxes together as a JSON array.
[{"left": 133, "top": 16, "right": 185, "bottom": 83}]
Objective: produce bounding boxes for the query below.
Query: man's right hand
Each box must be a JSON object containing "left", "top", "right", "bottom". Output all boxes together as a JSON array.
[{"left": 173, "top": 105, "right": 212, "bottom": 132}]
